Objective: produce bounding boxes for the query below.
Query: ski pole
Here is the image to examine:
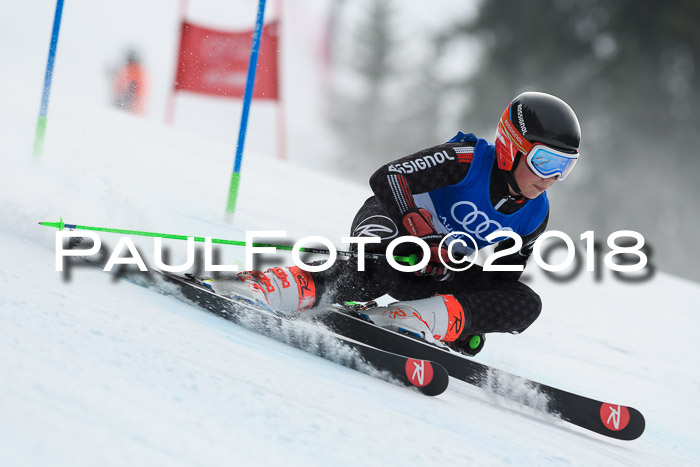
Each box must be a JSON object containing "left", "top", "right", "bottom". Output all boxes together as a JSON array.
[{"left": 38, "top": 218, "right": 419, "bottom": 265}]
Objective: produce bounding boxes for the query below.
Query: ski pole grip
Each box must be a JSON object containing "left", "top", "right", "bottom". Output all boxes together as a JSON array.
[{"left": 393, "top": 253, "right": 419, "bottom": 266}]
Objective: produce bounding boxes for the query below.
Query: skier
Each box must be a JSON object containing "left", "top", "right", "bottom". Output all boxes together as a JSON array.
[{"left": 211, "top": 91, "right": 581, "bottom": 355}]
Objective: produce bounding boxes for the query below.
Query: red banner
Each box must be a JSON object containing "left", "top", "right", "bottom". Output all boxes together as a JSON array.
[{"left": 174, "top": 21, "right": 279, "bottom": 100}]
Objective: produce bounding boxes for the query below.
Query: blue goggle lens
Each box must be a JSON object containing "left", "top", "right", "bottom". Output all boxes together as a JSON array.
[{"left": 527, "top": 146, "right": 579, "bottom": 180}]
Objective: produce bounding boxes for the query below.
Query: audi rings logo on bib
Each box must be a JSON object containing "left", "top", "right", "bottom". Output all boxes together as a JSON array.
[{"left": 450, "top": 201, "right": 513, "bottom": 242}]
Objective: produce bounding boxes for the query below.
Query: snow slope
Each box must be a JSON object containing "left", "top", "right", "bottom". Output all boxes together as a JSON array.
[
  {"left": 3, "top": 78, "right": 700, "bottom": 467},
  {"left": 2, "top": 2, "right": 700, "bottom": 466}
]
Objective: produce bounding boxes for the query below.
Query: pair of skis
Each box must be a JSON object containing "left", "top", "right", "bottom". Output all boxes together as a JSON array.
[
  {"left": 133, "top": 270, "right": 644, "bottom": 441},
  {"left": 140, "top": 271, "right": 451, "bottom": 397}
]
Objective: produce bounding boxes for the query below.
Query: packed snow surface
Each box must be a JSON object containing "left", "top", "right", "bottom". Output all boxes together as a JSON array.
[
  {"left": 2, "top": 2, "right": 700, "bottom": 466},
  {"left": 3, "top": 87, "right": 700, "bottom": 467}
]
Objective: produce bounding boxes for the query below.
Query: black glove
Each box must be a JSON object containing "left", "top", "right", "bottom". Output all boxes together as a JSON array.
[{"left": 401, "top": 208, "right": 455, "bottom": 281}]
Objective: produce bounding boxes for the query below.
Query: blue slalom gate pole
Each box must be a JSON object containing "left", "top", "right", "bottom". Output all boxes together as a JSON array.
[
  {"left": 226, "top": 0, "right": 268, "bottom": 218},
  {"left": 33, "top": 0, "right": 65, "bottom": 158}
]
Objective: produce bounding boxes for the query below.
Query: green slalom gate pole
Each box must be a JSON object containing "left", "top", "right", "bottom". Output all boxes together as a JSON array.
[{"left": 38, "top": 218, "right": 419, "bottom": 265}]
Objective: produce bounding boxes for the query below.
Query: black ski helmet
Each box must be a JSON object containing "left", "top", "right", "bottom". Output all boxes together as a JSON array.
[{"left": 495, "top": 92, "right": 581, "bottom": 173}]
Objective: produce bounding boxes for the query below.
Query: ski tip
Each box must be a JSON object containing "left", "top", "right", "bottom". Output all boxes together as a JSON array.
[
  {"left": 405, "top": 358, "right": 449, "bottom": 396},
  {"left": 598, "top": 403, "right": 646, "bottom": 440}
]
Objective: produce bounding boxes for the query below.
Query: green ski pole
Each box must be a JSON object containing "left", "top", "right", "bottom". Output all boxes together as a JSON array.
[{"left": 39, "top": 218, "right": 419, "bottom": 265}]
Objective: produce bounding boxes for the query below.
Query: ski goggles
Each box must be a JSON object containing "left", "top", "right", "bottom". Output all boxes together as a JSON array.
[
  {"left": 525, "top": 144, "right": 579, "bottom": 180},
  {"left": 496, "top": 108, "right": 579, "bottom": 180}
]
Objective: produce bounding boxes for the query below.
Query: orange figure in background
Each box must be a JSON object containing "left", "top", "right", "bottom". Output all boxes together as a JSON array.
[{"left": 112, "top": 50, "right": 149, "bottom": 115}]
